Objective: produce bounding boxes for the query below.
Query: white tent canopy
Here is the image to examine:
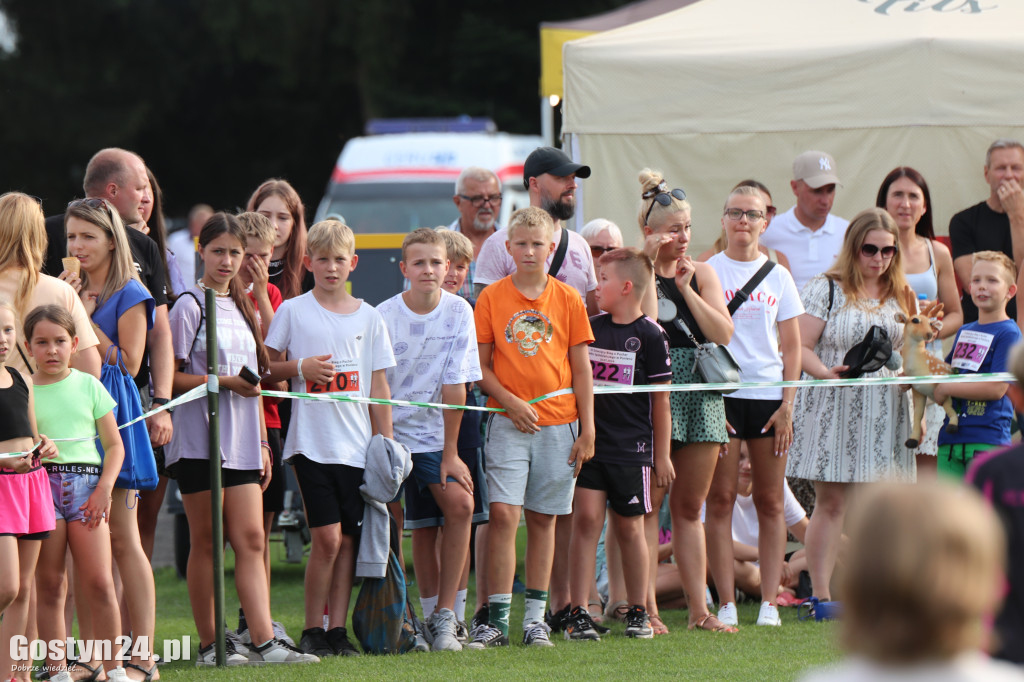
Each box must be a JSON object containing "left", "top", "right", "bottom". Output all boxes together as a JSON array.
[{"left": 563, "top": 0, "right": 1024, "bottom": 249}]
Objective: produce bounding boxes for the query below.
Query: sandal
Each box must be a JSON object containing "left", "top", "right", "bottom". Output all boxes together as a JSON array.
[
  {"left": 67, "top": 661, "right": 103, "bottom": 682},
  {"left": 604, "top": 600, "right": 629, "bottom": 623},
  {"left": 688, "top": 613, "right": 738, "bottom": 633},
  {"left": 649, "top": 613, "right": 670, "bottom": 635},
  {"left": 588, "top": 599, "right": 606, "bottom": 624},
  {"left": 124, "top": 663, "right": 159, "bottom": 681}
]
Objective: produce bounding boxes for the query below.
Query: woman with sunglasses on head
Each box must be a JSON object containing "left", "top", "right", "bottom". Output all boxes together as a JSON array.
[
  {"left": 66, "top": 197, "right": 161, "bottom": 680},
  {"left": 787, "top": 207, "right": 912, "bottom": 604},
  {"left": 641, "top": 169, "right": 735, "bottom": 633},
  {"left": 876, "top": 167, "right": 963, "bottom": 477},
  {"left": 697, "top": 180, "right": 791, "bottom": 272},
  {"left": 705, "top": 186, "right": 804, "bottom": 628}
]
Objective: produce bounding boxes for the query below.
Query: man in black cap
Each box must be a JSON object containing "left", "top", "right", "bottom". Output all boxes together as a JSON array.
[{"left": 473, "top": 147, "right": 599, "bottom": 315}]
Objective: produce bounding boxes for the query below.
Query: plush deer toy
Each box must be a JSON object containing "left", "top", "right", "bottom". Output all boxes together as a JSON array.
[{"left": 895, "top": 287, "right": 959, "bottom": 449}]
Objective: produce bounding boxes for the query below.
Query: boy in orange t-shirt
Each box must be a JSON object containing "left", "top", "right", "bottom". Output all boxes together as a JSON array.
[{"left": 469, "top": 207, "right": 595, "bottom": 648}]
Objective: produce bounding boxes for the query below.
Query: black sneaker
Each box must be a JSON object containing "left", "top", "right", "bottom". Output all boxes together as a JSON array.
[
  {"left": 326, "top": 626, "right": 361, "bottom": 656},
  {"left": 624, "top": 605, "right": 653, "bottom": 639},
  {"left": 470, "top": 604, "right": 489, "bottom": 637},
  {"left": 298, "top": 627, "right": 334, "bottom": 658},
  {"left": 545, "top": 603, "right": 571, "bottom": 634},
  {"left": 563, "top": 606, "right": 601, "bottom": 641},
  {"left": 466, "top": 624, "right": 509, "bottom": 649}
]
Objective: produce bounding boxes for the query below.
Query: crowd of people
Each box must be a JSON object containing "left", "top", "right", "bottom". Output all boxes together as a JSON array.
[{"left": 1, "top": 139, "right": 1023, "bottom": 679}]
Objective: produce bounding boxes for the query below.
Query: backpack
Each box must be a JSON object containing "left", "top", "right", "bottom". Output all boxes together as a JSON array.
[{"left": 351, "top": 512, "right": 417, "bottom": 654}]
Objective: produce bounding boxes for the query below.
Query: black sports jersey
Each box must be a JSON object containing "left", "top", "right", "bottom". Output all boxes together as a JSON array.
[{"left": 589, "top": 313, "right": 672, "bottom": 466}]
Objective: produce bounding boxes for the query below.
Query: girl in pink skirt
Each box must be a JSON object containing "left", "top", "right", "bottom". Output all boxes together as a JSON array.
[{"left": 0, "top": 300, "right": 57, "bottom": 682}]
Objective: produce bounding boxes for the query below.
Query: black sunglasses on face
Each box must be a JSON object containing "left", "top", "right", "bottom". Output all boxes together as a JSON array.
[
  {"left": 860, "top": 243, "right": 898, "bottom": 258},
  {"left": 643, "top": 186, "right": 687, "bottom": 225}
]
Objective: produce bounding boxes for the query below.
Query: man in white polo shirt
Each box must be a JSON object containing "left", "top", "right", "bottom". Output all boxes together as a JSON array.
[{"left": 761, "top": 150, "right": 849, "bottom": 292}]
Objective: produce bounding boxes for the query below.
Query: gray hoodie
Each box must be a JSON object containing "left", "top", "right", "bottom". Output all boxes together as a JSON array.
[{"left": 356, "top": 434, "right": 412, "bottom": 578}]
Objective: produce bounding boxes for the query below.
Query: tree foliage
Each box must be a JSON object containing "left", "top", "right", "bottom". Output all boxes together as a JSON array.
[{"left": 0, "top": 0, "right": 630, "bottom": 221}]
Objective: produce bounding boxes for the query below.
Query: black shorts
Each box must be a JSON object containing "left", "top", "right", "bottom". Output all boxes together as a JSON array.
[
  {"left": 261, "top": 428, "right": 285, "bottom": 514},
  {"left": 290, "top": 455, "right": 364, "bottom": 536},
  {"left": 154, "top": 445, "right": 171, "bottom": 480},
  {"left": 169, "top": 459, "right": 261, "bottom": 495},
  {"left": 404, "top": 447, "right": 489, "bottom": 529},
  {"left": 0, "top": 531, "right": 50, "bottom": 540},
  {"left": 724, "top": 397, "right": 782, "bottom": 440},
  {"left": 575, "top": 460, "right": 651, "bottom": 518}
]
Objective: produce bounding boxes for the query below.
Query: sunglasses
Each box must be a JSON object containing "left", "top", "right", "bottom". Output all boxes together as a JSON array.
[
  {"left": 68, "top": 197, "right": 115, "bottom": 221},
  {"left": 590, "top": 245, "right": 617, "bottom": 256},
  {"left": 860, "top": 243, "right": 898, "bottom": 258},
  {"left": 643, "top": 183, "right": 687, "bottom": 225}
]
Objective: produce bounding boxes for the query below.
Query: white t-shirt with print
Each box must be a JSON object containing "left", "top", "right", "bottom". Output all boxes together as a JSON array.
[
  {"left": 707, "top": 252, "right": 803, "bottom": 399},
  {"left": 376, "top": 290, "right": 482, "bottom": 454},
  {"left": 759, "top": 207, "right": 848, "bottom": 293},
  {"left": 474, "top": 225, "right": 597, "bottom": 300},
  {"left": 265, "top": 293, "right": 395, "bottom": 467}
]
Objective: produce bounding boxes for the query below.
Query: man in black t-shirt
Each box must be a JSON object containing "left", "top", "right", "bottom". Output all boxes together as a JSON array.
[
  {"left": 950, "top": 139, "right": 1024, "bottom": 322},
  {"left": 46, "top": 148, "right": 173, "bottom": 447}
]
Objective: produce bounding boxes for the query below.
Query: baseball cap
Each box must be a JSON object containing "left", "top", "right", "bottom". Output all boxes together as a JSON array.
[
  {"left": 793, "top": 150, "right": 841, "bottom": 189},
  {"left": 523, "top": 147, "right": 592, "bottom": 190}
]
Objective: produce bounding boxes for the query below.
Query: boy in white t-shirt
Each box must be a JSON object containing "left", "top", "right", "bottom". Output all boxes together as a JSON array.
[
  {"left": 265, "top": 219, "right": 396, "bottom": 659},
  {"left": 377, "top": 228, "right": 482, "bottom": 652}
]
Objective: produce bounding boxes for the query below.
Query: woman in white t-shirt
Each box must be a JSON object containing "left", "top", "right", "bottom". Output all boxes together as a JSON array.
[{"left": 706, "top": 186, "right": 804, "bottom": 628}]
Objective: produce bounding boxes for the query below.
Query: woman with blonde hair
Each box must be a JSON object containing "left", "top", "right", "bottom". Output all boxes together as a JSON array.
[
  {"left": 801, "top": 481, "right": 1017, "bottom": 680},
  {"left": 0, "top": 192, "right": 100, "bottom": 377},
  {"left": 642, "top": 168, "right": 735, "bottom": 633},
  {"left": 65, "top": 197, "right": 160, "bottom": 679},
  {"left": 788, "top": 207, "right": 912, "bottom": 603}
]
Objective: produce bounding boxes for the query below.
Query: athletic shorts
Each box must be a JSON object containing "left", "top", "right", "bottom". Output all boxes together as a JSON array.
[
  {"left": 405, "top": 447, "right": 489, "bottom": 529},
  {"left": 576, "top": 460, "right": 652, "bottom": 517},
  {"left": 410, "top": 451, "right": 459, "bottom": 490},
  {"left": 724, "top": 398, "right": 782, "bottom": 440},
  {"left": 483, "top": 414, "right": 577, "bottom": 515},
  {"left": 170, "top": 459, "right": 260, "bottom": 495},
  {"left": 290, "top": 455, "right": 364, "bottom": 535},
  {"left": 937, "top": 442, "right": 1002, "bottom": 479},
  {"left": 261, "top": 428, "right": 285, "bottom": 513}
]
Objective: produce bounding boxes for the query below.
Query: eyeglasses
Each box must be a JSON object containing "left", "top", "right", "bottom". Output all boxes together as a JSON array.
[
  {"left": 860, "top": 243, "right": 898, "bottom": 258},
  {"left": 642, "top": 182, "right": 687, "bottom": 225},
  {"left": 723, "top": 208, "right": 765, "bottom": 222},
  {"left": 67, "top": 198, "right": 116, "bottom": 225},
  {"left": 590, "top": 245, "right": 617, "bottom": 258},
  {"left": 458, "top": 194, "right": 502, "bottom": 208}
]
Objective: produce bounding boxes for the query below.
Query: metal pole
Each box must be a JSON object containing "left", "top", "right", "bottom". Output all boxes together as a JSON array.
[
  {"left": 205, "top": 287, "right": 225, "bottom": 666},
  {"left": 541, "top": 96, "right": 554, "bottom": 147}
]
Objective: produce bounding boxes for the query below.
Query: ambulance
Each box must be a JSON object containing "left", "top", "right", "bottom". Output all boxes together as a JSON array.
[{"left": 314, "top": 119, "right": 544, "bottom": 304}]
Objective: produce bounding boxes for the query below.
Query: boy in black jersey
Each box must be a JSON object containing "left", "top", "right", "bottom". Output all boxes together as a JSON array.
[{"left": 565, "top": 248, "right": 673, "bottom": 641}]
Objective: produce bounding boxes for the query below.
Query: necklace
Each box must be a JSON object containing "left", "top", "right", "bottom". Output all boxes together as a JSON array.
[{"left": 196, "top": 280, "right": 231, "bottom": 297}]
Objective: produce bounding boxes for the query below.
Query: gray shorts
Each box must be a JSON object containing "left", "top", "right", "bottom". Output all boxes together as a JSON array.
[{"left": 484, "top": 414, "right": 577, "bottom": 515}]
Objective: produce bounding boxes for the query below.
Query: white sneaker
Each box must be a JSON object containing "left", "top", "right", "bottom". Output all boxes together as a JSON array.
[
  {"left": 427, "top": 608, "right": 463, "bottom": 651},
  {"left": 250, "top": 638, "right": 321, "bottom": 664},
  {"left": 522, "top": 621, "right": 555, "bottom": 647},
  {"left": 48, "top": 673, "right": 73, "bottom": 682},
  {"left": 196, "top": 640, "right": 249, "bottom": 666},
  {"left": 756, "top": 601, "right": 781, "bottom": 626},
  {"left": 718, "top": 602, "right": 738, "bottom": 627}
]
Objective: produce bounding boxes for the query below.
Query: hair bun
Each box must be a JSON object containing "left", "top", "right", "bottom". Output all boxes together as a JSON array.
[{"left": 638, "top": 168, "right": 665, "bottom": 197}]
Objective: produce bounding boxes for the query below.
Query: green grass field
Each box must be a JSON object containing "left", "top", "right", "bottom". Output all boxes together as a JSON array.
[{"left": 144, "top": 529, "right": 841, "bottom": 681}]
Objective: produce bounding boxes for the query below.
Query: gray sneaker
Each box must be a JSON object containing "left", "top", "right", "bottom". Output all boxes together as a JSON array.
[
  {"left": 196, "top": 639, "right": 249, "bottom": 667},
  {"left": 456, "top": 619, "right": 469, "bottom": 644},
  {"left": 522, "top": 621, "right": 555, "bottom": 647},
  {"left": 466, "top": 624, "right": 509, "bottom": 649},
  {"left": 427, "top": 608, "right": 463, "bottom": 651},
  {"left": 250, "top": 638, "right": 320, "bottom": 664}
]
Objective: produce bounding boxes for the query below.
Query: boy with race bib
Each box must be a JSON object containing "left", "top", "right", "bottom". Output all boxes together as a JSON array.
[
  {"left": 933, "top": 250, "right": 1022, "bottom": 477},
  {"left": 265, "top": 219, "right": 395, "bottom": 658}
]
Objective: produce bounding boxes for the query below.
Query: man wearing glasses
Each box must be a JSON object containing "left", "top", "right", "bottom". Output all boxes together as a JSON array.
[
  {"left": 448, "top": 167, "right": 503, "bottom": 304},
  {"left": 760, "top": 150, "right": 849, "bottom": 292},
  {"left": 473, "top": 147, "right": 599, "bottom": 316}
]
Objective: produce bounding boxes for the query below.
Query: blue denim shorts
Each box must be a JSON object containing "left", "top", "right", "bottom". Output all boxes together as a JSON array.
[
  {"left": 410, "top": 451, "right": 459, "bottom": 491},
  {"left": 48, "top": 471, "right": 101, "bottom": 524}
]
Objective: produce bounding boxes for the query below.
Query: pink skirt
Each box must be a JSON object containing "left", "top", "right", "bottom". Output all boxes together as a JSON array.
[{"left": 0, "top": 466, "right": 56, "bottom": 535}]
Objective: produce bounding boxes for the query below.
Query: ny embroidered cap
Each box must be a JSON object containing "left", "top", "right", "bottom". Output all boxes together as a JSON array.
[
  {"left": 793, "top": 150, "right": 841, "bottom": 189},
  {"left": 523, "top": 147, "right": 592, "bottom": 189}
]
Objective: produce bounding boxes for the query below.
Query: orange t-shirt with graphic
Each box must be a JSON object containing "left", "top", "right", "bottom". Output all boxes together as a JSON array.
[{"left": 475, "top": 275, "right": 594, "bottom": 426}]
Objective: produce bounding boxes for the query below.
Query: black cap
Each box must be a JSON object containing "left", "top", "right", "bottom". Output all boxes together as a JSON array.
[
  {"left": 840, "top": 325, "right": 893, "bottom": 379},
  {"left": 523, "top": 147, "right": 592, "bottom": 190}
]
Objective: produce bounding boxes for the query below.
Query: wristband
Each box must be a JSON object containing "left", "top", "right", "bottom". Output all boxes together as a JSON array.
[
  {"left": 152, "top": 397, "right": 170, "bottom": 406},
  {"left": 296, "top": 357, "right": 305, "bottom": 383},
  {"left": 260, "top": 440, "right": 271, "bottom": 451}
]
